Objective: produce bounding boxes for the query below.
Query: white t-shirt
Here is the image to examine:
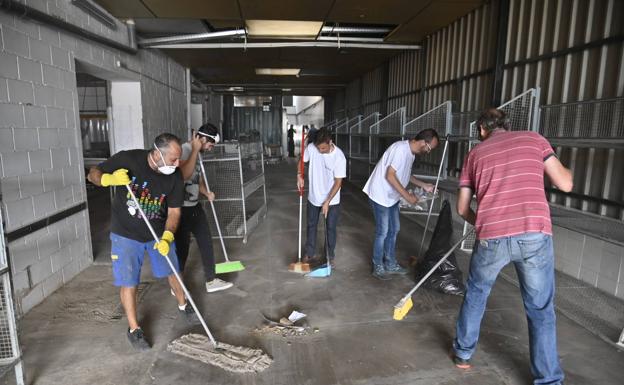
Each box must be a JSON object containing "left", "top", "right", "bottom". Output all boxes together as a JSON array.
[
  {"left": 363, "top": 140, "right": 415, "bottom": 207},
  {"left": 304, "top": 143, "right": 347, "bottom": 206},
  {"left": 180, "top": 142, "right": 201, "bottom": 207}
]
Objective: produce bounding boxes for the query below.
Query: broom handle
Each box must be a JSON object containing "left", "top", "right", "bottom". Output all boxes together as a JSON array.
[
  {"left": 125, "top": 184, "right": 218, "bottom": 347},
  {"left": 297, "top": 129, "right": 306, "bottom": 263},
  {"left": 401, "top": 228, "right": 474, "bottom": 302},
  {"left": 198, "top": 153, "right": 230, "bottom": 262},
  {"left": 417, "top": 135, "right": 450, "bottom": 257}
]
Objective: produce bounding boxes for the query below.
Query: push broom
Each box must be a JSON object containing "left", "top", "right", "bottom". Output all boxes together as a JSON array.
[
  {"left": 289, "top": 128, "right": 311, "bottom": 273},
  {"left": 393, "top": 228, "right": 474, "bottom": 321},
  {"left": 125, "top": 184, "right": 271, "bottom": 372},
  {"left": 198, "top": 153, "right": 245, "bottom": 274}
]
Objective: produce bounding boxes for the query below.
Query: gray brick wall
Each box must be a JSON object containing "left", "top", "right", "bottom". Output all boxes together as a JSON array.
[{"left": 1, "top": 2, "right": 188, "bottom": 314}]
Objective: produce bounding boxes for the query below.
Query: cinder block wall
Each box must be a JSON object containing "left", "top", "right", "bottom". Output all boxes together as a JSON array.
[{"left": 0, "top": 0, "right": 187, "bottom": 314}]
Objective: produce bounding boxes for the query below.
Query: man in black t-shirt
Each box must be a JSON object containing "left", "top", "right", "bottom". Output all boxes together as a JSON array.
[{"left": 88, "top": 133, "right": 197, "bottom": 352}]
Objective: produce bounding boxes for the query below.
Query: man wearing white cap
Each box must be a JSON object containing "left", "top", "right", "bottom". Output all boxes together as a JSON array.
[{"left": 177, "top": 123, "right": 233, "bottom": 293}]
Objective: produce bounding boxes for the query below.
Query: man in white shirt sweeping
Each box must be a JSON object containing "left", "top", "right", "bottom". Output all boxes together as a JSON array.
[
  {"left": 297, "top": 127, "right": 347, "bottom": 268},
  {"left": 363, "top": 128, "right": 439, "bottom": 280}
]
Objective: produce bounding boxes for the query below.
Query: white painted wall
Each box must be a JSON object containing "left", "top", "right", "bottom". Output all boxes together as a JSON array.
[{"left": 109, "top": 82, "right": 144, "bottom": 153}]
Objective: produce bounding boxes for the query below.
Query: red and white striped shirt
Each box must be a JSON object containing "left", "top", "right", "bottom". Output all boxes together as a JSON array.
[{"left": 459, "top": 130, "right": 555, "bottom": 240}]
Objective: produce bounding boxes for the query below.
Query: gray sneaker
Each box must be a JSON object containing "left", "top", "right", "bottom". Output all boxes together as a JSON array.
[
  {"left": 372, "top": 265, "right": 391, "bottom": 280},
  {"left": 385, "top": 263, "right": 408, "bottom": 275},
  {"left": 127, "top": 327, "right": 150, "bottom": 351},
  {"left": 205, "top": 278, "right": 233, "bottom": 293}
]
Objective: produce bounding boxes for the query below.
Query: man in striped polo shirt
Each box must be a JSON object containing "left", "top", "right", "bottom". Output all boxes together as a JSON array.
[{"left": 452, "top": 108, "right": 573, "bottom": 385}]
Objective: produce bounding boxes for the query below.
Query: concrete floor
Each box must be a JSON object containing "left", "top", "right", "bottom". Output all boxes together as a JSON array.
[{"left": 9, "top": 160, "right": 624, "bottom": 385}]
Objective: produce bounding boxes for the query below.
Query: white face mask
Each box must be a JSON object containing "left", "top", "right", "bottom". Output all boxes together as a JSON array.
[{"left": 151, "top": 144, "right": 177, "bottom": 175}]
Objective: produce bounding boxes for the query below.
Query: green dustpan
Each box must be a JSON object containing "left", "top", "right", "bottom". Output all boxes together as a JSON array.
[{"left": 215, "top": 260, "right": 245, "bottom": 274}]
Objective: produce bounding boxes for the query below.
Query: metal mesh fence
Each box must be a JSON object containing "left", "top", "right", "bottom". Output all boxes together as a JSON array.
[
  {"left": 407, "top": 101, "right": 453, "bottom": 179},
  {"left": 370, "top": 108, "right": 405, "bottom": 165},
  {"left": 404, "top": 101, "right": 452, "bottom": 138},
  {"left": 201, "top": 141, "right": 267, "bottom": 242},
  {"left": 540, "top": 97, "right": 624, "bottom": 139},
  {"left": 461, "top": 88, "right": 541, "bottom": 251},
  {"left": 355, "top": 112, "right": 380, "bottom": 135},
  {"left": 452, "top": 111, "right": 481, "bottom": 137},
  {"left": 240, "top": 141, "right": 264, "bottom": 182},
  {"left": 370, "top": 107, "right": 405, "bottom": 136},
  {"left": 0, "top": 275, "right": 17, "bottom": 363},
  {"left": 0, "top": 207, "right": 19, "bottom": 368}
]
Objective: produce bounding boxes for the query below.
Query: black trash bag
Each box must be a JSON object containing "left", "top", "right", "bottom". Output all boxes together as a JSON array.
[{"left": 415, "top": 200, "right": 466, "bottom": 296}]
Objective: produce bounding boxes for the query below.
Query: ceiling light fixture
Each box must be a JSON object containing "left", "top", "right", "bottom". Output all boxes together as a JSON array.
[
  {"left": 255, "top": 68, "right": 301, "bottom": 76},
  {"left": 246, "top": 20, "right": 322, "bottom": 39}
]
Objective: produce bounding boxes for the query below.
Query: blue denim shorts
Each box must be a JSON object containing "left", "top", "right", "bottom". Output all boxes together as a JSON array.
[{"left": 110, "top": 233, "right": 180, "bottom": 287}]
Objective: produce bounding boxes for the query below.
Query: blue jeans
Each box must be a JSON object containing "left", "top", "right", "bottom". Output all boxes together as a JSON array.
[
  {"left": 304, "top": 201, "right": 340, "bottom": 259},
  {"left": 453, "top": 232, "right": 564, "bottom": 385},
  {"left": 369, "top": 199, "right": 400, "bottom": 267}
]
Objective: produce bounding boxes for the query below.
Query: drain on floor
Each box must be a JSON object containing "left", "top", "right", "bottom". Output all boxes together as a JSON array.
[{"left": 54, "top": 281, "right": 153, "bottom": 322}]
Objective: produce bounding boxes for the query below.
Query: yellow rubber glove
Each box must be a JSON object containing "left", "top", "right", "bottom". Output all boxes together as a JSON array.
[
  {"left": 101, "top": 168, "right": 131, "bottom": 187},
  {"left": 154, "top": 230, "right": 174, "bottom": 257}
]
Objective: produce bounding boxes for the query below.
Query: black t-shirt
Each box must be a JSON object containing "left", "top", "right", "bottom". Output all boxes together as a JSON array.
[{"left": 98, "top": 149, "right": 184, "bottom": 242}]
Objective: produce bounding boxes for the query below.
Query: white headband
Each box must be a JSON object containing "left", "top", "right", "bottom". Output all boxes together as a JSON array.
[{"left": 197, "top": 131, "right": 220, "bottom": 144}]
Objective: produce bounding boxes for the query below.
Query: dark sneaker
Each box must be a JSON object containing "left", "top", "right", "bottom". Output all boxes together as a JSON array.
[
  {"left": 385, "top": 263, "right": 408, "bottom": 275},
  {"left": 127, "top": 327, "right": 150, "bottom": 351},
  {"left": 179, "top": 303, "right": 200, "bottom": 324},
  {"left": 372, "top": 265, "right": 391, "bottom": 280},
  {"left": 205, "top": 278, "right": 233, "bottom": 293},
  {"left": 302, "top": 255, "right": 319, "bottom": 264},
  {"left": 328, "top": 258, "right": 335, "bottom": 269},
  {"left": 453, "top": 355, "right": 472, "bottom": 369}
]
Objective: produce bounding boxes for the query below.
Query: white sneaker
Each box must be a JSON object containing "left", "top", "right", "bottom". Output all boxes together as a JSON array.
[{"left": 205, "top": 278, "right": 233, "bottom": 293}]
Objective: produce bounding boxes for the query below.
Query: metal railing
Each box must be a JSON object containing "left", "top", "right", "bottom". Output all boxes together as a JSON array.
[
  {"left": 370, "top": 107, "right": 405, "bottom": 136},
  {"left": 0, "top": 204, "right": 25, "bottom": 385},
  {"left": 406, "top": 101, "right": 453, "bottom": 179}
]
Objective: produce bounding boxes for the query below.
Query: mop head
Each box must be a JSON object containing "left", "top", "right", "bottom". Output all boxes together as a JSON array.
[{"left": 168, "top": 333, "right": 272, "bottom": 373}]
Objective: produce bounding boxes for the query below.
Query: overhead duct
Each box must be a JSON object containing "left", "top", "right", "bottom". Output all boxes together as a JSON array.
[
  {"left": 139, "top": 29, "right": 246, "bottom": 47},
  {"left": 148, "top": 41, "right": 420, "bottom": 50}
]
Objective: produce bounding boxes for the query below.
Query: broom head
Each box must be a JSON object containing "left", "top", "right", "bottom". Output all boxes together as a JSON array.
[
  {"left": 215, "top": 261, "right": 245, "bottom": 274},
  {"left": 288, "top": 262, "right": 311, "bottom": 273},
  {"left": 393, "top": 296, "right": 413, "bottom": 320}
]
